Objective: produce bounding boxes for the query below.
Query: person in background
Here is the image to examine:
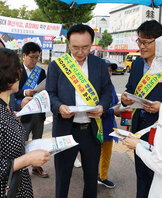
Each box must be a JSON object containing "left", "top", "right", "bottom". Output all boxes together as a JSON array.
[
  {"left": 0, "top": 48, "right": 50, "bottom": 197},
  {"left": 46, "top": 24, "right": 112, "bottom": 198},
  {"left": 15, "top": 42, "right": 48, "bottom": 178},
  {"left": 121, "top": 20, "right": 162, "bottom": 198},
  {"left": 98, "top": 61, "right": 125, "bottom": 188}
]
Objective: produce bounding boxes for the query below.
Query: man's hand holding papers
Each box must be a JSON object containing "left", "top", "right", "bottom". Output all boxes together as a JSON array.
[
  {"left": 122, "top": 92, "right": 155, "bottom": 109},
  {"left": 67, "top": 105, "right": 102, "bottom": 118},
  {"left": 143, "top": 101, "right": 161, "bottom": 114},
  {"left": 59, "top": 105, "right": 75, "bottom": 119},
  {"left": 121, "top": 92, "right": 135, "bottom": 106},
  {"left": 87, "top": 105, "right": 103, "bottom": 118}
]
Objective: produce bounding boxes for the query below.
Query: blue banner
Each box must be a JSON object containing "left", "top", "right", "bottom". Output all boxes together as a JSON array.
[{"left": 0, "top": 32, "right": 53, "bottom": 50}]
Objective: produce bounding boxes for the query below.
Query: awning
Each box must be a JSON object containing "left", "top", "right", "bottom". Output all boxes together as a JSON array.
[
  {"left": 105, "top": 49, "right": 139, "bottom": 53},
  {"left": 91, "top": 45, "right": 104, "bottom": 52}
]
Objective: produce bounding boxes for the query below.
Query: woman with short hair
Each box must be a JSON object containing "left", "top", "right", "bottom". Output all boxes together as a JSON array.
[{"left": 0, "top": 48, "right": 50, "bottom": 197}]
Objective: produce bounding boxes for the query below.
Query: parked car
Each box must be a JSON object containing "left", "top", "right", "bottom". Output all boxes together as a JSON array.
[
  {"left": 125, "top": 52, "right": 141, "bottom": 72},
  {"left": 104, "top": 58, "right": 125, "bottom": 75}
]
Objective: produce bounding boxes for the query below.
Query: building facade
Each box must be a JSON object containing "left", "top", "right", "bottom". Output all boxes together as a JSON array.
[{"left": 106, "top": 4, "right": 160, "bottom": 63}]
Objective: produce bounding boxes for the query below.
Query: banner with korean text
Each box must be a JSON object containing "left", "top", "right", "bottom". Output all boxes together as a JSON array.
[{"left": 0, "top": 16, "right": 63, "bottom": 50}]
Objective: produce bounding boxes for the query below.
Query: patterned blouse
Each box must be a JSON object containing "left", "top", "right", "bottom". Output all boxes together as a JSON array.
[{"left": 0, "top": 98, "right": 33, "bottom": 197}]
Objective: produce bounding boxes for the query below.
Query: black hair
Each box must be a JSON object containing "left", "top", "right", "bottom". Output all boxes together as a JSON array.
[
  {"left": 22, "top": 42, "right": 41, "bottom": 55},
  {"left": 67, "top": 24, "right": 94, "bottom": 42},
  {"left": 137, "top": 20, "right": 162, "bottom": 39},
  {"left": 0, "top": 39, "right": 5, "bottom": 48},
  {"left": 0, "top": 48, "right": 22, "bottom": 92}
]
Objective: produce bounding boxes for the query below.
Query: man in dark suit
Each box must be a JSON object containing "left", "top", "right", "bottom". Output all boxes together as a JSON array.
[
  {"left": 15, "top": 42, "right": 48, "bottom": 178},
  {"left": 46, "top": 24, "right": 112, "bottom": 198},
  {"left": 121, "top": 20, "right": 162, "bottom": 198}
]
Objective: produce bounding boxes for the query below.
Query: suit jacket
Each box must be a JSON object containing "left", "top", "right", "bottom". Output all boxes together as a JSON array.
[
  {"left": 15, "top": 64, "right": 46, "bottom": 122},
  {"left": 126, "top": 58, "right": 162, "bottom": 140},
  {"left": 46, "top": 53, "right": 112, "bottom": 142}
]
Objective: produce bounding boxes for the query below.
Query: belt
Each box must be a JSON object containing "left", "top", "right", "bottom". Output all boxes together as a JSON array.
[{"left": 72, "top": 123, "right": 91, "bottom": 130}]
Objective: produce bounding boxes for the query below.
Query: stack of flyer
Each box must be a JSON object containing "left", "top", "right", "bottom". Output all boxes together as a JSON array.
[
  {"left": 25, "top": 135, "right": 78, "bottom": 156},
  {"left": 109, "top": 128, "right": 154, "bottom": 151}
]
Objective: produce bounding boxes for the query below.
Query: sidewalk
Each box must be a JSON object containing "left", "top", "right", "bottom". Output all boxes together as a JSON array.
[{"left": 30, "top": 117, "right": 136, "bottom": 198}]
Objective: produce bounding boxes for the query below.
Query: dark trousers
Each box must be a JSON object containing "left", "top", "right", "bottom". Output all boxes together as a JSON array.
[
  {"left": 54, "top": 125, "right": 101, "bottom": 198},
  {"left": 134, "top": 123, "right": 154, "bottom": 198},
  {"left": 22, "top": 114, "right": 44, "bottom": 141}
]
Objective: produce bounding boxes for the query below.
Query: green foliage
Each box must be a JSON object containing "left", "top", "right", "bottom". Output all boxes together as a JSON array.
[
  {"left": 0, "top": 0, "right": 47, "bottom": 22},
  {"left": 18, "top": 5, "right": 31, "bottom": 19},
  {"left": 0, "top": 0, "right": 11, "bottom": 17},
  {"left": 10, "top": 9, "right": 19, "bottom": 18},
  {"left": 54, "top": 40, "right": 66, "bottom": 44},
  {"left": 34, "top": 0, "right": 96, "bottom": 29},
  {"left": 98, "top": 30, "right": 113, "bottom": 50},
  {"left": 29, "top": 9, "right": 48, "bottom": 22}
]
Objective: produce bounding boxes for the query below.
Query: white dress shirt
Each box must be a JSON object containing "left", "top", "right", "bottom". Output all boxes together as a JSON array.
[{"left": 72, "top": 55, "right": 91, "bottom": 124}]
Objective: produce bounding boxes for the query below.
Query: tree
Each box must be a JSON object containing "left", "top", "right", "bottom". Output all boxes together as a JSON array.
[
  {"left": 0, "top": 0, "right": 47, "bottom": 22},
  {"left": 0, "top": 0, "right": 11, "bottom": 17},
  {"left": 98, "top": 30, "right": 113, "bottom": 50},
  {"left": 29, "top": 9, "right": 48, "bottom": 22},
  {"left": 18, "top": 5, "right": 31, "bottom": 19},
  {"left": 34, "top": 0, "right": 96, "bottom": 29}
]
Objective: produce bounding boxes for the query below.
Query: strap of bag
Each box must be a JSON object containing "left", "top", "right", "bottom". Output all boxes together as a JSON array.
[{"left": 5, "top": 160, "right": 14, "bottom": 197}]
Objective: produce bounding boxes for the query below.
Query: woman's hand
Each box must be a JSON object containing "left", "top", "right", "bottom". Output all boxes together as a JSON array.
[
  {"left": 122, "top": 134, "right": 140, "bottom": 150},
  {"left": 14, "top": 150, "right": 50, "bottom": 171},
  {"left": 21, "top": 97, "right": 33, "bottom": 108},
  {"left": 27, "top": 150, "right": 50, "bottom": 167}
]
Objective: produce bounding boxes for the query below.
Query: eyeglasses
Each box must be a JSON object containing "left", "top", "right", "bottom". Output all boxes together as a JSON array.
[
  {"left": 28, "top": 56, "right": 39, "bottom": 60},
  {"left": 136, "top": 38, "right": 155, "bottom": 47},
  {"left": 71, "top": 45, "right": 91, "bottom": 52}
]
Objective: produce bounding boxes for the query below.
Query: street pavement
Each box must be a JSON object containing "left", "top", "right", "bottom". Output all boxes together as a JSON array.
[{"left": 30, "top": 65, "right": 136, "bottom": 197}]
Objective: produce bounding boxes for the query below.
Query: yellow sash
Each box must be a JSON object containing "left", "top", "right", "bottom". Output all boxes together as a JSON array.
[
  {"left": 133, "top": 70, "right": 162, "bottom": 116},
  {"left": 131, "top": 69, "right": 162, "bottom": 135},
  {"left": 55, "top": 53, "right": 103, "bottom": 142}
]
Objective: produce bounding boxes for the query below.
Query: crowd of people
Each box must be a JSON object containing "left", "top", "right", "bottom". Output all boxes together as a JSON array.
[{"left": 0, "top": 19, "right": 162, "bottom": 198}]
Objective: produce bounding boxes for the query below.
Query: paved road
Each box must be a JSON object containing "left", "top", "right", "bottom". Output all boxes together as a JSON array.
[{"left": 111, "top": 73, "right": 130, "bottom": 94}]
